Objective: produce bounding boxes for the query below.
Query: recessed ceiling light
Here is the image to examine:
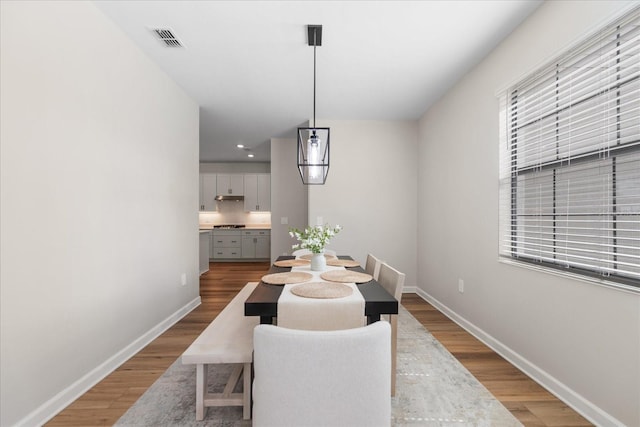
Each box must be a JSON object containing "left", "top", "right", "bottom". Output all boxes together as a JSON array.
[
  {"left": 248, "top": 154, "right": 254, "bottom": 158},
  {"left": 237, "top": 144, "right": 245, "bottom": 148}
]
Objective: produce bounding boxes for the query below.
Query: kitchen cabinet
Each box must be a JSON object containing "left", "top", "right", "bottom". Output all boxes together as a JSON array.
[
  {"left": 244, "top": 174, "right": 271, "bottom": 212},
  {"left": 199, "top": 173, "right": 217, "bottom": 211},
  {"left": 242, "top": 229, "right": 270, "bottom": 259},
  {"left": 216, "top": 174, "right": 244, "bottom": 196},
  {"left": 199, "top": 230, "right": 211, "bottom": 274},
  {"left": 211, "top": 229, "right": 242, "bottom": 259}
]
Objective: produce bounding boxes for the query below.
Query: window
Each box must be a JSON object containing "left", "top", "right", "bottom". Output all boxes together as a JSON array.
[{"left": 499, "top": 7, "right": 640, "bottom": 289}]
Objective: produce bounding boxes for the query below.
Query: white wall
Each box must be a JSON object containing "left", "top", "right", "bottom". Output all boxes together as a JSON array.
[
  {"left": 308, "top": 120, "right": 418, "bottom": 287},
  {"left": 270, "top": 138, "right": 308, "bottom": 261},
  {"left": 417, "top": 2, "right": 639, "bottom": 426},
  {"left": 0, "top": 2, "right": 200, "bottom": 426}
]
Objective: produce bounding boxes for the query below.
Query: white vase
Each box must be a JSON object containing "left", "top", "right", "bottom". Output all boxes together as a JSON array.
[{"left": 310, "top": 252, "right": 326, "bottom": 271}]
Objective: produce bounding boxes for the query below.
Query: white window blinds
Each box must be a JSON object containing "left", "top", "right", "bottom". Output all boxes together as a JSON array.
[{"left": 499, "top": 7, "right": 640, "bottom": 288}]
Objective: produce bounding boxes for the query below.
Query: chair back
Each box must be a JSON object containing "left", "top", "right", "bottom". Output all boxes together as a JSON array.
[
  {"left": 378, "top": 262, "right": 405, "bottom": 302},
  {"left": 252, "top": 322, "right": 391, "bottom": 427},
  {"left": 364, "top": 253, "right": 382, "bottom": 280}
]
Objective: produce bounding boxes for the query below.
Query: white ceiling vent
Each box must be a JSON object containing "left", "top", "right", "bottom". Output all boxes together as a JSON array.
[{"left": 152, "top": 28, "right": 183, "bottom": 48}]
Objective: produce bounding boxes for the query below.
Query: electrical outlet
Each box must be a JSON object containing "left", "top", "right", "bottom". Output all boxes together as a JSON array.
[
  {"left": 458, "top": 278, "right": 464, "bottom": 293},
  {"left": 316, "top": 216, "right": 323, "bottom": 225},
  {"left": 181, "top": 273, "right": 187, "bottom": 286},
  {"left": 281, "top": 217, "right": 288, "bottom": 225}
]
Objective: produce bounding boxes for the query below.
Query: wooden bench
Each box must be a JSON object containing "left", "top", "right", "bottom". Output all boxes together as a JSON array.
[{"left": 182, "top": 282, "right": 259, "bottom": 420}]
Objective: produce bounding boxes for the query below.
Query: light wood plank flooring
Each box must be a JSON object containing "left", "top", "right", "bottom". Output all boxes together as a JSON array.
[{"left": 47, "top": 262, "right": 591, "bottom": 426}]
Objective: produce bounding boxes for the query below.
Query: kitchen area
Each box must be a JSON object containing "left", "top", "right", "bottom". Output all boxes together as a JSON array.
[{"left": 198, "top": 164, "right": 272, "bottom": 275}]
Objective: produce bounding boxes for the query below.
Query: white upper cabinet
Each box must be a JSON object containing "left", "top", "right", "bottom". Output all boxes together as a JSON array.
[
  {"left": 199, "top": 173, "right": 217, "bottom": 211},
  {"left": 244, "top": 174, "right": 271, "bottom": 212},
  {"left": 216, "top": 174, "right": 244, "bottom": 196},
  {"left": 257, "top": 174, "right": 271, "bottom": 211}
]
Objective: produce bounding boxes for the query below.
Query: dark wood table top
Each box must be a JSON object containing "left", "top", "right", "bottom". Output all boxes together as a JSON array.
[{"left": 244, "top": 255, "right": 398, "bottom": 324}]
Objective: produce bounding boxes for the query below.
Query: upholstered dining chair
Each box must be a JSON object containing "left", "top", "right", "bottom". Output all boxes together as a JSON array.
[
  {"left": 377, "top": 262, "right": 406, "bottom": 396},
  {"left": 252, "top": 322, "right": 391, "bottom": 427},
  {"left": 364, "top": 253, "right": 383, "bottom": 280}
]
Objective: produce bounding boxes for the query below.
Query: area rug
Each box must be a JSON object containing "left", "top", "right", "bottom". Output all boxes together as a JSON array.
[{"left": 116, "top": 306, "right": 522, "bottom": 426}]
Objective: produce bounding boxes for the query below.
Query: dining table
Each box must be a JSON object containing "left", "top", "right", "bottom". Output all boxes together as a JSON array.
[{"left": 244, "top": 255, "right": 398, "bottom": 325}]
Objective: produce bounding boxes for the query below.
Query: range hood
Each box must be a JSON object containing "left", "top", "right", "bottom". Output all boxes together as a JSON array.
[{"left": 214, "top": 195, "right": 244, "bottom": 201}]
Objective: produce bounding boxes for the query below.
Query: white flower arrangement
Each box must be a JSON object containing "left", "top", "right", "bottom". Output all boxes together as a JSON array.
[{"left": 289, "top": 224, "right": 342, "bottom": 254}]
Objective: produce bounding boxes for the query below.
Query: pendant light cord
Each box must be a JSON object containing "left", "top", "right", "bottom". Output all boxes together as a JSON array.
[{"left": 313, "top": 28, "right": 317, "bottom": 129}]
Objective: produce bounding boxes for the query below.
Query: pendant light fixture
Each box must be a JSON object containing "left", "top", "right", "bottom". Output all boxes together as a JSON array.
[{"left": 298, "top": 25, "right": 330, "bottom": 185}]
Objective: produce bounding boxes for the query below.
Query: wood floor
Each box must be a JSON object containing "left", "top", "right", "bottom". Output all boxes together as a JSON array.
[{"left": 47, "top": 262, "right": 591, "bottom": 426}]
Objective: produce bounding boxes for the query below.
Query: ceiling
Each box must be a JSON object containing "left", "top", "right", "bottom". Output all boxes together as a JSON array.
[{"left": 95, "top": 0, "right": 542, "bottom": 162}]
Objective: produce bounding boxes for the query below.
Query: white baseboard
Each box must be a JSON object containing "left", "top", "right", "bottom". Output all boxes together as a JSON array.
[
  {"left": 17, "top": 296, "right": 202, "bottom": 427},
  {"left": 413, "top": 288, "right": 624, "bottom": 427}
]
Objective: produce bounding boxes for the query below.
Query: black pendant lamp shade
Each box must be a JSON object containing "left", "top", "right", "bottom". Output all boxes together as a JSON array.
[{"left": 298, "top": 25, "right": 330, "bottom": 185}]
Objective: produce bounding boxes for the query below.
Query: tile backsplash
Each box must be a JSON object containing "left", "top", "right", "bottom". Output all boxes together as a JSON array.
[{"left": 199, "top": 201, "right": 271, "bottom": 227}]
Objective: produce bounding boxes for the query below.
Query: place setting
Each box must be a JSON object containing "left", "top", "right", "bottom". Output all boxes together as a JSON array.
[
  {"left": 260, "top": 271, "right": 313, "bottom": 285},
  {"left": 289, "top": 282, "right": 353, "bottom": 299},
  {"left": 326, "top": 258, "right": 360, "bottom": 268},
  {"left": 320, "top": 270, "right": 373, "bottom": 284},
  {"left": 273, "top": 258, "right": 310, "bottom": 267}
]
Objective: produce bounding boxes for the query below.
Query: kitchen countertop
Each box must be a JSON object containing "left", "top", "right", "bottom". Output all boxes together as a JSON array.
[{"left": 199, "top": 225, "right": 271, "bottom": 230}]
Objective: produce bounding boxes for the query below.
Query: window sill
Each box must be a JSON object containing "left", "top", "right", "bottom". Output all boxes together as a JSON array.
[{"left": 498, "top": 257, "right": 640, "bottom": 295}]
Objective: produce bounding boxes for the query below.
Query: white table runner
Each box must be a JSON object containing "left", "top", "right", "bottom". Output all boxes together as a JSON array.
[{"left": 277, "top": 264, "right": 365, "bottom": 331}]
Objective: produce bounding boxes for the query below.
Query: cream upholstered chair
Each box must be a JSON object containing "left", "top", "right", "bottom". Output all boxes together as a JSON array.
[
  {"left": 378, "top": 262, "right": 405, "bottom": 306},
  {"left": 292, "top": 248, "right": 336, "bottom": 257},
  {"left": 364, "top": 253, "right": 383, "bottom": 280},
  {"left": 252, "top": 322, "right": 391, "bottom": 427},
  {"left": 377, "top": 262, "right": 406, "bottom": 396}
]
